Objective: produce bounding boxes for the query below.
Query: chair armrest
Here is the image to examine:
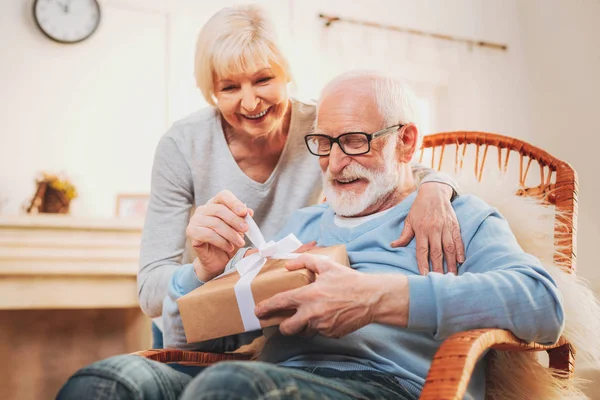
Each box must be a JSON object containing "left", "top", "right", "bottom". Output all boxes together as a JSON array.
[
  {"left": 133, "top": 349, "right": 251, "bottom": 365},
  {"left": 420, "top": 329, "right": 570, "bottom": 400}
]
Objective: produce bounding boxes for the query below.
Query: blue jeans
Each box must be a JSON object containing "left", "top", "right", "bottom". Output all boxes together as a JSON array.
[{"left": 56, "top": 354, "right": 417, "bottom": 399}]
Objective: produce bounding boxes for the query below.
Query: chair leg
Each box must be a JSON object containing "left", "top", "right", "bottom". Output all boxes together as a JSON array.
[{"left": 547, "top": 343, "right": 576, "bottom": 378}]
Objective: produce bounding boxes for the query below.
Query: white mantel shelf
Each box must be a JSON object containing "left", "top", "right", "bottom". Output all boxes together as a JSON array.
[
  {"left": 0, "top": 214, "right": 144, "bottom": 230},
  {"left": 0, "top": 214, "right": 145, "bottom": 309}
]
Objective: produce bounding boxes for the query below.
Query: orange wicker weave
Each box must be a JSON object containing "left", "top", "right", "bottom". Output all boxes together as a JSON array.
[
  {"left": 132, "top": 349, "right": 249, "bottom": 365},
  {"left": 419, "top": 132, "right": 577, "bottom": 399},
  {"left": 136, "top": 132, "right": 578, "bottom": 399}
]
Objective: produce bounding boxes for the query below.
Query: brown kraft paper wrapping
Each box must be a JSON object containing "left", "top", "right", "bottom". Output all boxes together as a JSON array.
[{"left": 178, "top": 244, "right": 350, "bottom": 343}]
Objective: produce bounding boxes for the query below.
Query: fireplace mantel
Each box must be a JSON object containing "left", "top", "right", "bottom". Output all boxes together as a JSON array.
[
  {"left": 0, "top": 214, "right": 153, "bottom": 399},
  {"left": 0, "top": 214, "right": 144, "bottom": 309}
]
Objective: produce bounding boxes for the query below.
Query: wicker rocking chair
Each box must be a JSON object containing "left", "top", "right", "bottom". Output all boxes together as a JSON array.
[
  {"left": 417, "top": 132, "right": 577, "bottom": 399},
  {"left": 134, "top": 132, "right": 578, "bottom": 400}
]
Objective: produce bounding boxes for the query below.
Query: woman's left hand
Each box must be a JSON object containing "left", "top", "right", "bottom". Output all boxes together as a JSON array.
[{"left": 391, "top": 182, "right": 464, "bottom": 275}]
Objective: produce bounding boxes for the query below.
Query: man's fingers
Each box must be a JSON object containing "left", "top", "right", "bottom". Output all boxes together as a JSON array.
[
  {"left": 442, "top": 228, "right": 457, "bottom": 275},
  {"left": 416, "top": 234, "right": 430, "bottom": 275},
  {"left": 294, "top": 241, "right": 318, "bottom": 254},
  {"left": 209, "top": 190, "right": 248, "bottom": 217},
  {"left": 429, "top": 229, "right": 444, "bottom": 274},
  {"left": 391, "top": 221, "right": 414, "bottom": 248},
  {"left": 255, "top": 289, "right": 300, "bottom": 318},
  {"left": 285, "top": 258, "right": 307, "bottom": 272},
  {"left": 452, "top": 224, "right": 466, "bottom": 264},
  {"left": 298, "top": 324, "right": 317, "bottom": 337},
  {"left": 285, "top": 254, "right": 330, "bottom": 273},
  {"left": 279, "top": 310, "right": 310, "bottom": 336}
]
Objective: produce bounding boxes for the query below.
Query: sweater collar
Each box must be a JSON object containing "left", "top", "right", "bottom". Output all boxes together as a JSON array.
[{"left": 320, "top": 191, "right": 418, "bottom": 242}]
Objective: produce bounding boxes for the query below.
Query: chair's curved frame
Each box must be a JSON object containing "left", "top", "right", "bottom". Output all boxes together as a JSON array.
[
  {"left": 132, "top": 348, "right": 250, "bottom": 365},
  {"left": 419, "top": 131, "right": 577, "bottom": 271},
  {"left": 419, "top": 132, "right": 577, "bottom": 399},
  {"left": 136, "top": 132, "right": 578, "bottom": 400}
]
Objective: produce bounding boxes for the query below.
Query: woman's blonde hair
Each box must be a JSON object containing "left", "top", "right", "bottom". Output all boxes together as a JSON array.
[{"left": 194, "top": 4, "right": 292, "bottom": 106}]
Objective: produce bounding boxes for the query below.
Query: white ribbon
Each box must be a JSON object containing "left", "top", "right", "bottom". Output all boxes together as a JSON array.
[{"left": 233, "top": 214, "right": 303, "bottom": 332}]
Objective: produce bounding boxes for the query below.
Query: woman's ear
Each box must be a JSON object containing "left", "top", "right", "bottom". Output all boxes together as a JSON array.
[{"left": 398, "top": 124, "right": 419, "bottom": 162}]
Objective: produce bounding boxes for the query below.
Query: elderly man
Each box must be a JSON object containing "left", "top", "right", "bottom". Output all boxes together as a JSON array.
[
  {"left": 158, "top": 71, "right": 565, "bottom": 400},
  {"left": 59, "top": 72, "right": 564, "bottom": 400}
]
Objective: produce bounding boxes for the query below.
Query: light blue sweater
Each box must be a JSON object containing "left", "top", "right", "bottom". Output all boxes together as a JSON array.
[{"left": 163, "top": 192, "right": 564, "bottom": 399}]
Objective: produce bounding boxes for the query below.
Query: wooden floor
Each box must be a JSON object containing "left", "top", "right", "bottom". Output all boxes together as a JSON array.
[{"left": 0, "top": 308, "right": 151, "bottom": 400}]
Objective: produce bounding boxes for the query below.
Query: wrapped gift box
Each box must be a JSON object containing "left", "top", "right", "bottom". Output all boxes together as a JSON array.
[{"left": 178, "top": 244, "right": 349, "bottom": 342}]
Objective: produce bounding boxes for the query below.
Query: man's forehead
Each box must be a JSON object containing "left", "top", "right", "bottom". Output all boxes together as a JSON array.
[
  {"left": 316, "top": 95, "right": 381, "bottom": 134},
  {"left": 315, "top": 116, "right": 369, "bottom": 134}
]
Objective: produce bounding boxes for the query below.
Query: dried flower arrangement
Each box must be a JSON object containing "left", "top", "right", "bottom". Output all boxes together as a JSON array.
[{"left": 26, "top": 173, "right": 78, "bottom": 214}]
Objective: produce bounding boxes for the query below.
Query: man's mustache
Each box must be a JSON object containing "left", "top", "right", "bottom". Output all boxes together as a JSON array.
[{"left": 325, "top": 163, "right": 375, "bottom": 184}]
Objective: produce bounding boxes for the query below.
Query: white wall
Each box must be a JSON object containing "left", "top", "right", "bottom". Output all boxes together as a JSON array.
[
  {"left": 517, "top": 0, "right": 600, "bottom": 299},
  {"left": 288, "top": 0, "right": 532, "bottom": 136},
  {"left": 0, "top": 0, "right": 170, "bottom": 217}
]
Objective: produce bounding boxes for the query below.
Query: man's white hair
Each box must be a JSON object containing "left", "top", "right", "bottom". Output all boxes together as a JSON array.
[{"left": 316, "top": 70, "right": 419, "bottom": 130}]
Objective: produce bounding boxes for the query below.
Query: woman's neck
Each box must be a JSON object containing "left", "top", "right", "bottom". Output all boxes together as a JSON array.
[{"left": 221, "top": 100, "right": 293, "bottom": 184}]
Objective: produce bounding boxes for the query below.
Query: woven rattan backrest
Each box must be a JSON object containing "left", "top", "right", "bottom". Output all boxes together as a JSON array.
[{"left": 419, "top": 132, "right": 578, "bottom": 273}]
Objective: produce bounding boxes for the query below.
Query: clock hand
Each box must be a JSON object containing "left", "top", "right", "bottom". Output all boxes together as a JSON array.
[
  {"left": 55, "top": 0, "right": 67, "bottom": 13},
  {"left": 55, "top": 0, "right": 69, "bottom": 13}
]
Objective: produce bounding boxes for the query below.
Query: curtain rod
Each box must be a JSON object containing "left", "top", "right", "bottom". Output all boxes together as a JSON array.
[{"left": 318, "top": 13, "right": 508, "bottom": 52}]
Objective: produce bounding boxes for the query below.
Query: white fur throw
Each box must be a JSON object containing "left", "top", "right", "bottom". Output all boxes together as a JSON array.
[{"left": 456, "top": 173, "right": 600, "bottom": 399}]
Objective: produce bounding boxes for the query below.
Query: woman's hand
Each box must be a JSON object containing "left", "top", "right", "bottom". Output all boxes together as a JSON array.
[
  {"left": 186, "top": 190, "right": 252, "bottom": 282},
  {"left": 391, "top": 182, "right": 465, "bottom": 275}
]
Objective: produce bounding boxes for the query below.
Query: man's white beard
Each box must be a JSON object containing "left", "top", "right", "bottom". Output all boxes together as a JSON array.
[{"left": 323, "top": 139, "right": 400, "bottom": 217}]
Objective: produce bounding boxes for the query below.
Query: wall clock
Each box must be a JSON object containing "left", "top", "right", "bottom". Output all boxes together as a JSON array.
[{"left": 33, "top": 0, "right": 101, "bottom": 44}]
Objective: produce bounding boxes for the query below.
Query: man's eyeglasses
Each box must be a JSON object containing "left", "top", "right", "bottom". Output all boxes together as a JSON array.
[{"left": 304, "top": 124, "right": 404, "bottom": 156}]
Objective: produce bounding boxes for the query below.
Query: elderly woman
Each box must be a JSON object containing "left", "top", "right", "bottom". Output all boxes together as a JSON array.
[{"left": 57, "top": 4, "right": 463, "bottom": 400}]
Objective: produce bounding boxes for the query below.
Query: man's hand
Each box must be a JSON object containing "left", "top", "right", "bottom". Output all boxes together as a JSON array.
[
  {"left": 255, "top": 254, "right": 409, "bottom": 338},
  {"left": 391, "top": 182, "right": 465, "bottom": 275}
]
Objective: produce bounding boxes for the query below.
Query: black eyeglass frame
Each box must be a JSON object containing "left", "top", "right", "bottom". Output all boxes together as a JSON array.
[{"left": 304, "top": 124, "right": 404, "bottom": 156}]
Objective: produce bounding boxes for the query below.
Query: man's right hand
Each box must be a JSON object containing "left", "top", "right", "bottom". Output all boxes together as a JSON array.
[{"left": 186, "top": 190, "right": 252, "bottom": 282}]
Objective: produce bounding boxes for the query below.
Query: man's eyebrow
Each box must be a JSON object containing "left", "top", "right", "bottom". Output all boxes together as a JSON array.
[
  {"left": 313, "top": 127, "right": 366, "bottom": 135},
  {"left": 344, "top": 126, "right": 367, "bottom": 133},
  {"left": 311, "top": 125, "right": 368, "bottom": 136}
]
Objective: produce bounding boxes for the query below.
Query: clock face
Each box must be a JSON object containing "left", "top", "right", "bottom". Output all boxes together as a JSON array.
[{"left": 33, "top": 0, "right": 101, "bottom": 44}]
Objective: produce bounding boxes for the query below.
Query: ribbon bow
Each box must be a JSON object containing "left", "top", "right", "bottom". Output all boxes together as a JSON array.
[{"left": 233, "top": 214, "right": 303, "bottom": 332}]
